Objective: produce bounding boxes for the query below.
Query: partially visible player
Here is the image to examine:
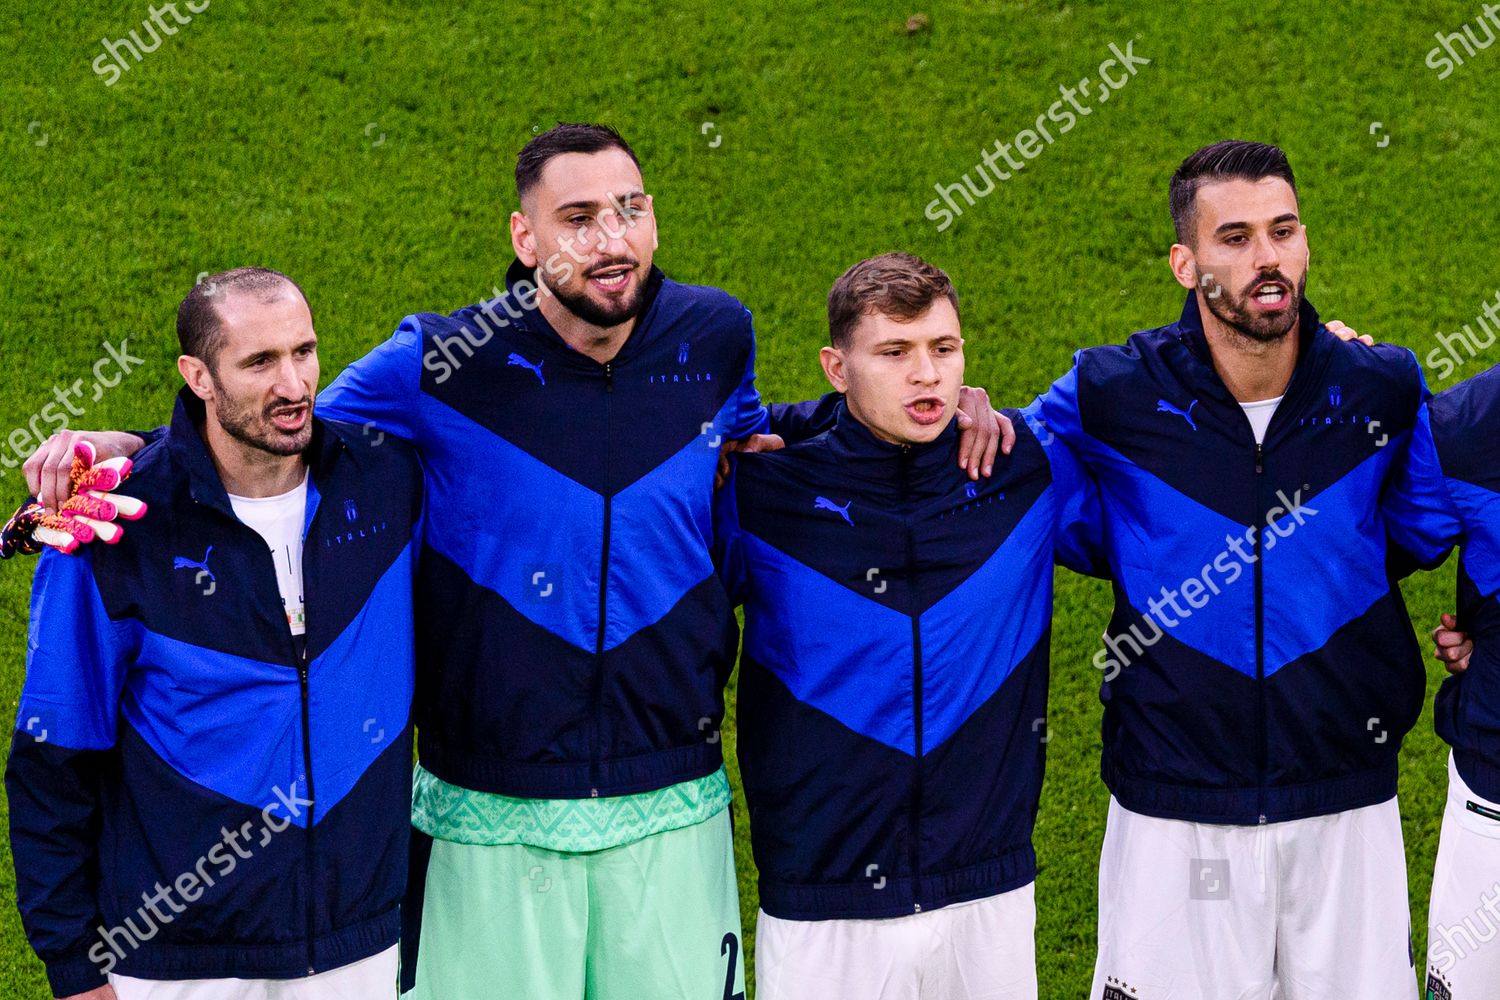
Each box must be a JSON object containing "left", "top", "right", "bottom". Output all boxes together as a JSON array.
[
  {"left": 1383, "top": 364, "right": 1500, "bottom": 999},
  {"left": 718, "top": 252, "right": 1103, "bottom": 999}
]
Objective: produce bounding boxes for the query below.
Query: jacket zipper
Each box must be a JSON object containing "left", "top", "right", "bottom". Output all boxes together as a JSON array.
[
  {"left": 591, "top": 362, "right": 614, "bottom": 797},
  {"left": 296, "top": 487, "right": 319, "bottom": 975},
  {"left": 298, "top": 644, "right": 317, "bottom": 974},
  {"left": 900, "top": 446, "right": 924, "bottom": 913},
  {"left": 1253, "top": 441, "right": 1267, "bottom": 825}
]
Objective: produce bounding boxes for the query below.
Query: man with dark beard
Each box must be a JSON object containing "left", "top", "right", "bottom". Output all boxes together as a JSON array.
[
  {"left": 7, "top": 268, "right": 421, "bottom": 999},
  {"left": 1035, "top": 141, "right": 1430, "bottom": 998}
]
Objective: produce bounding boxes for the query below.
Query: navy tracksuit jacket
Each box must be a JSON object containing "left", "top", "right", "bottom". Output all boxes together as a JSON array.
[
  {"left": 1037, "top": 293, "right": 1430, "bottom": 824},
  {"left": 318, "top": 259, "right": 812, "bottom": 800},
  {"left": 6, "top": 389, "right": 422, "bottom": 996},
  {"left": 717, "top": 401, "right": 1101, "bottom": 919}
]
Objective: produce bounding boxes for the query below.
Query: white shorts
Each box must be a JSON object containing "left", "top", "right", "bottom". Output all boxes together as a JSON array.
[
  {"left": 1425, "top": 752, "right": 1500, "bottom": 999},
  {"left": 754, "top": 881, "right": 1036, "bottom": 1000},
  {"left": 110, "top": 945, "right": 398, "bottom": 1000},
  {"left": 1091, "top": 796, "right": 1416, "bottom": 1000}
]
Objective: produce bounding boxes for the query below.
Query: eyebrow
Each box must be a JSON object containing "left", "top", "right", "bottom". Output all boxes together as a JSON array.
[
  {"left": 871, "top": 334, "right": 960, "bottom": 350},
  {"left": 554, "top": 190, "right": 647, "bottom": 214},
  {"left": 1213, "top": 212, "right": 1300, "bottom": 237}
]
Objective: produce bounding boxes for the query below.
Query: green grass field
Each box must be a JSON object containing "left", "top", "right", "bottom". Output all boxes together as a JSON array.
[{"left": 3, "top": 1, "right": 1500, "bottom": 995}]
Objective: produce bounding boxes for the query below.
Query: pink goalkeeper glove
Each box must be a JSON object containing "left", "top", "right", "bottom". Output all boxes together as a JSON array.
[{"left": 1, "top": 441, "right": 146, "bottom": 557}]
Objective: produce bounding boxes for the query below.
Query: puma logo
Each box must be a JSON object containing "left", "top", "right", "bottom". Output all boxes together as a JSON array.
[
  {"left": 507, "top": 353, "right": 546, "bottom": 385},
  {"left": 813, "top": 496, "right": 854, "bottom": 526},
  {"left": 1156, "top": 398, "right": 1199, "bottom": 431}
]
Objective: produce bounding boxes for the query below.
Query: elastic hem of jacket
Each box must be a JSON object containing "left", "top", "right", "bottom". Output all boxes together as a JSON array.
[
  {"left": 110, "top": 906, "right": 398, "bottom": 982},
  {"left": 417, "top": 738, "right": 723, "bottom": 798},
  {"left": 45, "top": 950, "right": 109, "bottom": 998},
  {"left": 1454, "top": 748, "right": 1500, "bottom": 804},
  {"left": 756, "top": 846, "right": 1036, "bottom": 921},
  {"left": 1102, "top": 756, "right": 1399, "bottom": 824}
]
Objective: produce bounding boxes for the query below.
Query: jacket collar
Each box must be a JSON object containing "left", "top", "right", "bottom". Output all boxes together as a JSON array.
[
  {"left": 1174, "top": 290, "right": 1324, "bottom": 371},
  {"left": 823, "top": 398, "right": 963, "bottom": 500},
  {"left": 166, "top": 386, "right": 343, "bottom": 517},
  {"left": 500, "top": 257, "right": 666, "bottom": 364},
  {"left": 1171, "top": 290, "right": 1331, "bottom": 415}
]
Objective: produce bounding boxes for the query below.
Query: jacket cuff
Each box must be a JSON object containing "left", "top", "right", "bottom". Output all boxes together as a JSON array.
[{"left": 45, "top": 949, "right": 109, "bottom": 997}]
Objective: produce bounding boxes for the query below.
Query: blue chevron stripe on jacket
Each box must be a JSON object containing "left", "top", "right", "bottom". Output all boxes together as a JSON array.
[
  {"left": 316, "top": 259, "right": 794, "bottom": 799},
  {"left": 1036, "top": 292, "right": 1430, "bottom": 824},
  {"left": 716, "top": 401, "right": 1102, "bottom": 920},
  {"left": 5, "top": 388, "right": 422, "bottom": 997},
  {"left": 1385, "top": 362, "right": 1500, "bottom": 801}
]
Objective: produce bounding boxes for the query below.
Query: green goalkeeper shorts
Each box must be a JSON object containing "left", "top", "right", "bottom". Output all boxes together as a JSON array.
[{"left": 400, "top": 807, "right": 746, "bottom": 1000}]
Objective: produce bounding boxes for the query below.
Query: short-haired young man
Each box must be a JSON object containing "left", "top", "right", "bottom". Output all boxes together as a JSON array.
[
  {"left": 7, "top": 268, "right": 422, "bottom": 1000},
  {"left": 718, "top": 252, "right": 1102, "bottom": 999}
]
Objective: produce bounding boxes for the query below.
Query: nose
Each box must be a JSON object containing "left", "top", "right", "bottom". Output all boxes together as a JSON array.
[
  {"left": 593, "top": 213, "right": 632, "bottom": 255},
  {"left": 272, "top": 357, "right": 302, "bottom": 398},
  {"left": 1251, "top": 231, "right": 1281, "bottom": 274},
  {"left": 911, "top": 350, "right": 940, "bottom": 386}
]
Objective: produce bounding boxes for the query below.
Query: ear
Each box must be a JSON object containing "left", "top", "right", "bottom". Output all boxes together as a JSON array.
[
  {"left": 511, "top": 210, "right": 538, "bottom": 268},
  {"left": 819, "top": 345, "right": 849, "bottom": 394},
  {"left": 178, "top": 355, "right": 215, "bottom": 402},
  {"left": 1169, "top": 243, "right": 1198, "bottom": 292},
  {"left": 647, "top": 194, "right": 658, "bottom": 251}
]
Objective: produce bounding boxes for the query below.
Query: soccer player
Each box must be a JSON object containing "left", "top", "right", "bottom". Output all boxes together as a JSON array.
[
  {"left": 1034, "top": 140, "right": 1431, "bottom": 997},
  {"left": 7, "top": 268, "right": 421, "bottom": 999},
  {"left": 1380, "top": 365, "right": 1500, "bottom": 999},
  {"left": 716, "top": 252, "right": 1102, "bottom": 999},
  {"left": 20, "top": 125, "right": 1007, "bottom": 998}
]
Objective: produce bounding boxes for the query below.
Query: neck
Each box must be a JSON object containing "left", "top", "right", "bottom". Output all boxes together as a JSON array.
[
  {"left": 1197, "top": 293, "right": 1300, "bottom": 402},
  {"left": 204, "top": 420, "right": 306, "bottom": 498},
  {"left": 536, "top": 273, "right": 637, "bottom": 365}
]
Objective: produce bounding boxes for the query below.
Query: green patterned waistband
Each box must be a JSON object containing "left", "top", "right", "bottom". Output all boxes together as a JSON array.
[{"left": 411, "top": 763, "right": 731, "bottom": 853}]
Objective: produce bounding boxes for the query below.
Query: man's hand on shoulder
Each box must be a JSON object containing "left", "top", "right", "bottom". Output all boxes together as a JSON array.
[
  {"left": 1325, "top": 320, "right": 1374, "bottom": 346},
  {"left": 26, "top": 430, "right": 147, "bottom": 511},
  {"left": 955, "top": 386, "right": 1016, "bottom": 481},
  {"left": 3, "top": 440, "right": 147, "bottom": 557}
]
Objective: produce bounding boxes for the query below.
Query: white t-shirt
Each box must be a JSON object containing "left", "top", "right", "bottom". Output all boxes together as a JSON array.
[
  {"left": 228, "top": 472, "right": 308, "bottom": 637},
  {"left": 1240, "top": 395, "right": 1283, "bottom": 446}
]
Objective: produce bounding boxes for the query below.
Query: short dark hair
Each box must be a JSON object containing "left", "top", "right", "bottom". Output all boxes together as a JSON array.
[
  {"left": 177, "top": 267, "right": 310, "bottom": 369},
  {"left": 827, "top": 252, "right": 960, "bottom": 350},
  {"left": 515, "top": 123, "right": 641, "bottom": 205},
  {"left": 1169, "top": 140, "right": 1298, "bottom": 245}
]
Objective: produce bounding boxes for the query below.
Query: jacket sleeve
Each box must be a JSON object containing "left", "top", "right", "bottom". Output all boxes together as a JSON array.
[
  {"left": 767, "top": 392, "right": 843, "bottom": 445},
  {"left": 1383, "top": 401, "right": 1464, "bottom": 571},
  {"left": 1023, "top": 401, "right": 1106, "bottom": 578},
  {"left": 6, "top": 548, "right": 135, "bottom": 997},
  {"left": 1032, "top": 357, "right": 1089, "bottom": 456},
  {"left": 317, "top": 317, "right": 426, "bottom": 444},
  {"left": 712, "top": 462, "right": 750, "bottom": 607},
  {"left": 715, "top": 307, "right": 774, "bottom": 440}
]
